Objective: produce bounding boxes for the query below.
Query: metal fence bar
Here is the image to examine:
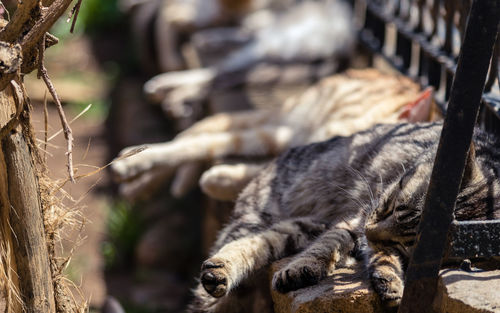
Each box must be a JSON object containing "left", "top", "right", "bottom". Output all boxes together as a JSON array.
[
  {"left": 445, "top": 220, "right": 500, "bottom": 259},
  {"left": 398, "top": 1, "right": 500, "bottom": 312}
]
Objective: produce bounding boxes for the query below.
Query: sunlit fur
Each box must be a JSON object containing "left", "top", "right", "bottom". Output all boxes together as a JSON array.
[
  {"left": 190, "top": 122, "right": 500, "bottom": 312},
  {"left": 112, "top": 69, "right": 436, "bottom": 200}
]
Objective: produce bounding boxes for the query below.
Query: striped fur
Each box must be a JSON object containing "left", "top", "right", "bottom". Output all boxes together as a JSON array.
[
  {"left": 111, "top": 69, "right": 437, "bottom": 200},
  {"left": 191, "top": 122, "right": 500, "bottom": 312}
]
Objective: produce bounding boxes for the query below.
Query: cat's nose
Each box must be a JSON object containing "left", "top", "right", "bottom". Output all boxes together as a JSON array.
[
  {"left": 365, "top": 219, "right": 392, "bottom": 243},
  {"left": 365, "top": 224, "right": 378, "bottom": 242}
]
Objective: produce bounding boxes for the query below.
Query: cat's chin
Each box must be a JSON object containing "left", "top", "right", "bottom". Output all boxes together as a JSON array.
[{"left": 382, "top": 302, "right": 400, "bottom": 313}]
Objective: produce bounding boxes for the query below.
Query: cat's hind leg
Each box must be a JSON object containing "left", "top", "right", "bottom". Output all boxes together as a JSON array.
[
  {"left": 272, "top": 219, "right": 358, "bottom": 293},
  {"left": 200, "top": 218, "right": 326, "bottom": 298},
  {"left": 200, "top": 162, "right": 268, "bottom": 201}
]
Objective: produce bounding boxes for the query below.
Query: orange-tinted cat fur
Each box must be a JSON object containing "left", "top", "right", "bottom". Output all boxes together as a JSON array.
[{"left": 111, "top": 69, "right": 440, "bottom": 201}]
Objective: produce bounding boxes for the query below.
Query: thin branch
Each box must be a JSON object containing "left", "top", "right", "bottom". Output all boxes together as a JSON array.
[
  {"left": 47, "top": 103, "right": 91, "bottom": 141},
  {"left": 37, "top": 34, "right": 75, "bottom": 183},
  {"left": 20, "top": 0, "right": 74, "bottom": 54},
  {"left": 43, "top": 91, "right": 48, "bottom": 162},
  {"left": 67, "top": 0, "right": 82, "bottom": 33},
  {"left": 0, "top": 0, "right": 39, "bottom": 42},
  {"left": 0, "top": 1, "right": 11, "bottom": 21}
]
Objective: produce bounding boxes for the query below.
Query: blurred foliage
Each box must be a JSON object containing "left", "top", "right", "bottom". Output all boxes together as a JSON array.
[
  {"left": 102, "top": 200, "right": 145, "bottom": 269},
  {"left": 78, "top": 0, "right": 123, "bottom": 33},
  {"left": 51, "top": 0, "right": 123, "bottom": 39}
]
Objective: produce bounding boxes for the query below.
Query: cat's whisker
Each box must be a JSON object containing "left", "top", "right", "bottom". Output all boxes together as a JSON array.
[
  {"left": 327, "top": 181, "right": 370, "bottom": 210},
  {"left": 346, "top": 166, "right": 377, "bottom": 209}
]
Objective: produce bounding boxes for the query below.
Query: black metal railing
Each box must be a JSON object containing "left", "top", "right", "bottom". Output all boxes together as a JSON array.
[
  {"left": 353, "top": 0, "right": 500, "bottom": 118},
  {"left": 350, "top": 0, "right": 500, "bottom": 311}
]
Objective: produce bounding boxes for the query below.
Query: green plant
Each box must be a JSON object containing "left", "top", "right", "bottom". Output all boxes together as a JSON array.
[
  {"left": 102, "top": 200, "right": 145, "bottom": 269},
  {"left": 77, "top": 0, "right": 122, "bottom": 33},
  {"left": 50, "top": 0, "right": 123, "bottom": 38}
]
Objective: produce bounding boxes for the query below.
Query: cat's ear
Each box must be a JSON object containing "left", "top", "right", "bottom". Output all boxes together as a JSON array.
[
  {"left": 398, "top": 87, "right": 434, "bottom": 123},
  {"left": 461, "top": 142, "right": 484, "bottom": 187}
]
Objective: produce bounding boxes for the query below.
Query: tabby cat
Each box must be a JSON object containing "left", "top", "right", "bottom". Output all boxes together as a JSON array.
[
  {"left": 144, "top": 0, "right": 354, "bottom": 122},
  {"left": 111, "top": 69, "right": 436, "bottom": 201},
  {"left": 189, "top": 121, "right": 500, "bottom": 312}
]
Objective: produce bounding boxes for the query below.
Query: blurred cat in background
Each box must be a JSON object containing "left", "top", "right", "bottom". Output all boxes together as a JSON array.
[
  {"left": 111, "top": 69, "right": 439, "bottom": 201},
  {"left": 143, "top": 0, "right": 354, "bottom": 123}
]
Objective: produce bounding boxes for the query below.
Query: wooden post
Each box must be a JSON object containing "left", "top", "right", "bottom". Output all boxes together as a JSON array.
[{"left": 0, "top": 85, "right": 56, "bottom": 312}]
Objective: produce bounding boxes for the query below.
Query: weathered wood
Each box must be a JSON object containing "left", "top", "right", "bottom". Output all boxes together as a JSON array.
[
  {"left": 0, "top": 139, "right": 22, "bottom": 312},
  {"left": 3, "top": 132, "right": 56, "bottom": 313},
  {"left": 0, "top": 86, "right": 55, "bottom": 312}
]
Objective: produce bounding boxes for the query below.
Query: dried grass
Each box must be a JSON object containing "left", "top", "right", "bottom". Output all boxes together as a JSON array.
[
  {"left": 38, "top": 173, "right": 88, "bottom": 313},
  {"left": 4, "top": 104, "right": 89, "bottom": 313}
]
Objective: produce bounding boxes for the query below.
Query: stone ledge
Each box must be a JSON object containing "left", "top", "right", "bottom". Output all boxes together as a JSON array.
[
  {"left": 270, "top": 259, "right": 500, "bottom": 313},
  {"left": 270, "top": 259, "right": 384, "bottom": 313},
  {"left": 434, "top": 269, "right": 500, "bottom": 313}
]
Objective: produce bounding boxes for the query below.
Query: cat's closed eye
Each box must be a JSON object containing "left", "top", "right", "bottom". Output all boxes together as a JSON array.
[
  {"left": 394, "top": 204, "right": 408, "bottom": 212},
  {"left": 394, "top": 205, "right": 420, "bottom": 227}
]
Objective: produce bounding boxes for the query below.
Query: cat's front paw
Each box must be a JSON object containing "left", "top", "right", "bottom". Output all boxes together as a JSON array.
[
  {"left": 370, "top": 269, "right": 404, "bottom": 308},
  {"left": 272, "top": 259, "right": 325, "bottom": 293},
  {"left": 201, "top": 258, "right": 230, "bottom": 298},
  {"left": 111, "top": 145, "right": 152, "bottom": 182}
]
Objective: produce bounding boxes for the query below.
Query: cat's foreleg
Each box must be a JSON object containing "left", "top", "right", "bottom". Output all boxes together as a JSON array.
[
  {"left": 201, "top": 218, "right": 326, "bottom": 298},
  {"left": 112, "top": 126, "right": 293, "bottom": 182},
  {"left": 272, "top": 221, "right": 357, "bottom": 293},
  {"left": 154, "top": 1, "right": 185, "bottom": 72},
  {"left": 200, "top": 162, "right": 268, "bottom": 201},
  {"left": 367, "top": 245, "right": 405, "bottom": 308},
  {"left": 111, "top": 142, "right": 180, "bottom": 182},
  {"left": 178, "top": 110, "right": 275, "bottom": 137}
]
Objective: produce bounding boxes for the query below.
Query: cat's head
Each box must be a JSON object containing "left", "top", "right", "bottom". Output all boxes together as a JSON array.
[
  {"left": 365, "top": 145, "right": 486, "bottom": 249},
  {"left": 365, "top": 161, "right": 430, "bottom": 248}
]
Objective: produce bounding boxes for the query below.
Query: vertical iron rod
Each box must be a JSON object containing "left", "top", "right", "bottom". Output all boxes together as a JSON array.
[{"left": 398, "top": 0, "right": 500, "bottom": 312}]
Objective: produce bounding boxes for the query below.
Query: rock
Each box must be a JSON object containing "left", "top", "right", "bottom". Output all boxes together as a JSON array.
[
  {"left": 270, "top": 259, "right": 384, "bottom": 313},
  {"left": 434, "top": 269, "right": 500, "bottom": 313},
  {"left": 269, "top": 262, "right": 500, "bottom": 313}
]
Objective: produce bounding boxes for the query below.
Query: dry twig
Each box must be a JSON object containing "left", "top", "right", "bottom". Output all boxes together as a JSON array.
[
  {"left": 20, "top": 0, "right": 74, "bottom": 52},
  {"left": 43, "top": 91, "right": 49, "bottom": 162},
  {"left": 37, "top": 34, "right": 75, "bottom": 182},
  {"left": 67, "top": 0, "right": 83, "bottom": 33},
  {"left": 47, "top": 103, "right": 91, "bottom": 142},
  {"left": 0, "top": 0, "right": 39, "bottom": 43},
  {"left": 0, "top": 1, "right": 10, "bottom": 21}
]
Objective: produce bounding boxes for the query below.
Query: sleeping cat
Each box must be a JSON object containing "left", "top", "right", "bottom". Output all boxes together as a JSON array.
[
  {"left": 144, "top": 0, "right": 354, "bottom": 122},
  {"left": 189, "top": 121, "right": 500, "bottom": 312},
  {"left": 124, "top": 0, "right": 299, "bottom": 73},
  {"left": 111, "top": 69, "right": 437, "bottom": 201}
]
